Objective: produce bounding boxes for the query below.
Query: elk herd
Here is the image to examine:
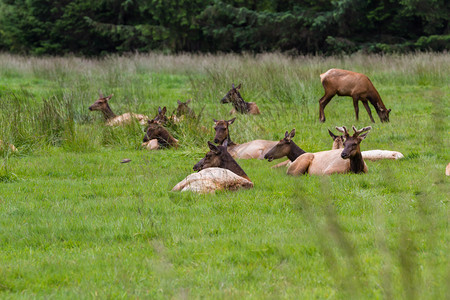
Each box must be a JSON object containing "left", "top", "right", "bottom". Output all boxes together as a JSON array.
[{"left": 0, "top": 68, "right": 436, "bottom": 193}]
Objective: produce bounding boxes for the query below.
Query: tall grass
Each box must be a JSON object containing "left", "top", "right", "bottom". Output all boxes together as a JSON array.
[{"left": 0, "top": 52, "right": 448, "bottom": 298}]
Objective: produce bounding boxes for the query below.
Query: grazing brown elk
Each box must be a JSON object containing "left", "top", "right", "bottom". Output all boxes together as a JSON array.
[
  {"left": 328, "top": 128, "right": 404, "bottom": 160},
  {"left": 142, "top": 119, "right": 178, "bottom": 150},
  {"left": 172, "top": 141, "right": 253, "bottom": 193},
  {"left": 266, "top": 126, "right": 371, "bottom": 175},
  {"left": 319, "top": 69, "right": 391, "bottom": 123},
  {"left": 213, "top": 118, "right": 278, "bottom": 159},
  {"left": 89, "top": 92, "right": 149, "bottom": 126},
  {"left": 221, "top": 83, "right": 261, "bottom": 115}
]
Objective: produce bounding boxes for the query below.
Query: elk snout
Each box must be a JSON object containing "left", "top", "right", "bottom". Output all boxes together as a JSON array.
[
  {"left": 214, "top": 138, "right": 219, "bottom": 144},
  {"left": 220, "top": 97, "right": 228, "bottom": 103},
  {"left": 341, "top": 151, "right": 350, "bottom": 159},
  {"left": 88, "top": 106, "right": 93, "bottom": 111},
  {"left": 264, "top": 153, "right": 274, "bottom": 162}
]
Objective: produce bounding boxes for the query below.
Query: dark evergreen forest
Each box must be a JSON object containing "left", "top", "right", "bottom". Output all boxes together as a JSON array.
[{"left": 0, "top": 0, "right": 448, "bottom": 55}]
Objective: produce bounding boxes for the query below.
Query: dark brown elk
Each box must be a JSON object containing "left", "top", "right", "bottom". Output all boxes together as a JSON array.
[
  {"left": 175, "top": 99, "right": 195, "bottom": 118},
  {"left": 266, "top": 126, "right": 371, "bottom": 175},
  {"left": 153, "top": 106, "right": 169, "bottom": 125},
  {"left": 142, "top": 119, "right": 178, "bottom": 150},
  {"left": 328, "top": 128, "right": 404, "bottom": 160},
  {"left": 221, "top": 83, "right": 261, "bottom": 115},
  {"left": 319, "top": 69, "right": 391, "bottom": 123},
  {"left": 88, "top": 92, "right": 149, "bottom": 126},
  {"left": 172, "top": 141, "right": 253, "bottom": 193},
  {"left": 213, "top": 118, "right": 277, "bottom": 159}
]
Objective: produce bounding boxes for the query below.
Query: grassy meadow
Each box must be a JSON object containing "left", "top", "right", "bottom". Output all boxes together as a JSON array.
[{"left": 0, "top": 52, "right": 449, "bottom": 298}]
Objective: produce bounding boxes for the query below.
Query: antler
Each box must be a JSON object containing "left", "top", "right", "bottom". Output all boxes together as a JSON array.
[
  {"left": 335, "top": 126, "right": 349, "bottom": 136},
  {"left": 352, "top": 126, "right": 372, "bottom": 137}
]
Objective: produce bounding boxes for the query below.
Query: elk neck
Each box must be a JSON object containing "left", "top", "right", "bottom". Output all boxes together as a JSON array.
[
  {"left": 101, "top": 103, "right": 117, "bottom": 120},
  {"left": 349, "top": 151, "right": 365, "bottom": 174},
  {"left": 287, "top": 141, "right": 307, "bottom": 161},
  {"left": 219, "top": 153, "right": 251, "bottom": 182}
]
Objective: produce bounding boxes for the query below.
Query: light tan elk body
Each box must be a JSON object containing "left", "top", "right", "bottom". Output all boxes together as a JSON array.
[
  {"left": 172, "top": 141, "right": 253, "bottom": 193},
  {"left": 265, "top": 126, "right": 371, "bottom": 175},
  {"left": 328, "top": 129, "right": 404, "bottom": 160},
  {"left": 89, "top": 93, "right": 149, "bottom": 126},
  {"left": 221, "top": 84, "right": 260, "bottom": 115},
  {"left": 319, "top": 69, "right": 391, "bottom": 123},
  {"left": 213, "top": 118, "right": 277, "bottom": 159}
]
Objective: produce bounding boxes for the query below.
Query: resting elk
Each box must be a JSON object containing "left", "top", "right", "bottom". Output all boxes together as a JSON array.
[
  {"left": 142, "top": 119, "right": 178, "bottom": 150},
  {"left": 265, "top": 126, "right": 372, "bottom": 175},
  {"left": 88, "top": 92, "right": 149, "bottom": 126},
  {"left": 328, "top": 129, "right": 404, "bottom": 160},
  {"left": 175, "top": 99, "right": 195, "bottom": 119},
  {"left": 221, "top": 83, "right": 261, "bottom": 115},
  {"left": 172, "top": 141, "right": 253, "bottom": 193},
  {"left": 319, "top": 69, "right": 391, "bottom": 123},
  {"left": 213, "top": 118, "right": 277, "bottom": 159}
]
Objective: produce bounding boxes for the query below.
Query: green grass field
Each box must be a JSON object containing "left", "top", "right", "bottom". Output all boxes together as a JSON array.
[{"left": 0, "top": 52, "right": 448, "bottom": 299}]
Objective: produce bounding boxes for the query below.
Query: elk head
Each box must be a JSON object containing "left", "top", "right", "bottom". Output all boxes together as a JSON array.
[
  {"left": 176, "top": 99, "right": 193, "bottom": 117},
  {"left": 221, "top": 83, "right": 242, "bottom": 104},
  {"left": 153, "top": 106, "right": 168, "bottom": 125},
  {"left": 89, "top": 92, "right": 113, "bottom": 111},
  {"left": 264, "top": 129, "right": 296, "bottom": 162},
  {"left": 193, "top": 141, "right": 227, "bottom": 171},
  {"left": 336, "top": 126, "right": 371, "bottom": 159},
  {"left": 213, "top": 117, "right": 235, "bottom": 144},
  {"left": 378, "top": 108, "right": 391, "bottom": 123},
  {"left": 328, "top": 129, "right": 345, "bottom": 150}
]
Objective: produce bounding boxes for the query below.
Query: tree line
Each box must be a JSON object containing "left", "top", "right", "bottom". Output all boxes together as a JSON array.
[{"left": 0, "top": 0, "right": 448, "bottom": 56}]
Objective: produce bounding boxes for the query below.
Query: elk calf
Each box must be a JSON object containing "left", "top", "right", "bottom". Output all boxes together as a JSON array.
[
  {"left": 319, "top": 69, "right": 391, "bottom": 123},
  {"left": 142, "top": 119, "right": 178, "bottom": 150},
  {"left": 172, "top": 141, "right": 253, "bottom": 193},
  {"left": 221, "top": 83, "right": 260, "bottom": 115},
  {"left": 89, "top": 92, "right": 148, "bottom": 126}
]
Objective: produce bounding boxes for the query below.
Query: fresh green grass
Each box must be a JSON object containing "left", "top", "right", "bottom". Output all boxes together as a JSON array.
[{"left": 0, "top": 53, "right": 449, "bottom": 299}]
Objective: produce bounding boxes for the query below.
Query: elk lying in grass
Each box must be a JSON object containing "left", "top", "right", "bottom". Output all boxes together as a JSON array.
[
  {"left": 221, "top": 83, "right": 261, "bottom": 115},
  {"left": 0, "top": 140, "right": 18, "bottom": 153},
  {"left": 175, "top": 99, "right": 195, "bottom": 119},
  {"left": 142, "top": 119, "right": 178, "bottom": 150},
  {"left": 213, "top": 118, "right": 278, "bottom": 159},
  {"left": 89, "top": 92, "right": 149, "bottom": 126},
  {"left": 319, "top": 69, "right": 391, "bottom": 123},
  {"left": 265, "top": 126, "right": 371, "bottom": 175},
  {"left": 328, "top": 129, "right": 404, "bottom": 160},
  {"left": 172, "top": 141, "right": 253, "bottom": 193}
]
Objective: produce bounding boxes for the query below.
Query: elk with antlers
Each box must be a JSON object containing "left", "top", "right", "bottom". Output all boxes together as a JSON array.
[
  {"left": 265, "top": 126, "right": 372, "bottom": 175},
  {"left": 328, "top": 129, "right": 404, "bottom": 160},
  {"left": 88, "top": 92, "right": 149, "bottom": 126},
  {"left": 221, "top": 83, "right": 260, "bottom": 115},
  {"left": 319, "top": 69, "right": 391, "bottom": 123},
  {"left": 172, "top": 141, "right": 253, "bottom": 193},
  {"left": 213, "top": 118, "right": 278, "bottom": 159}
]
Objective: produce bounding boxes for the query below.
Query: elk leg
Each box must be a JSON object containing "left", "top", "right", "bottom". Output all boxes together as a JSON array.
[
  {"left": 352, "top": 97, "right": 360, "bottom": 121},
  {"left": 287, "top": 153, "right": 314, "bottom": 175},
  {"left": 319, "top": 93, "right": 334, "bottom": 122},
  {"left": 362, "top": 101, "right": 375, "bottom": 123}
]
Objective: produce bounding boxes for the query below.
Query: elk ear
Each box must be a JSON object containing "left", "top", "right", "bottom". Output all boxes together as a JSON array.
[
  {"left": 98, "top": 90, "right": 104, "bottom": 98},
  {"left": 186, "top": 99, "right": 191, "bottom": 104},
  {"left": 162, "top": 107, "right": 167, "bottom": 114},
  {"left": 208, "top": 141, "right": 220, "bottom": 154},
  {"left": 105, "top": 94, "right": 113, "bottom": 101},
  {"left": 284, "top": 131, "right": 289, "bottom": 138},
  {"left": 177, "top": 100, "right": 182, "bottom": 105},
  {"left": 328, "top": 129, "right": 337, "bottom": 140},
  {"left": 213, "top": 118, "right": 218, "bottom": 123},
  {"left": 288, "top": 129, "right": 296, "bottom": 139},
  {"left": 236, "top": 83, "right": 242, "bottom": 90},
  {"left": 388, "top": 109, "right": 391, "bottom": 113},
  {"left": 158, "top": 107, "right": 162, "bottom": 114},
  {"left": 232, "top": 83, "right": 235, "bottom": 89},
  {"left": 227, "top": 117, "right": 236, "bottom": 125}
]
